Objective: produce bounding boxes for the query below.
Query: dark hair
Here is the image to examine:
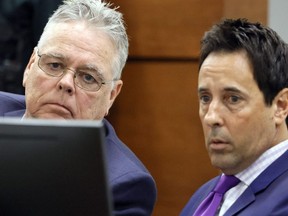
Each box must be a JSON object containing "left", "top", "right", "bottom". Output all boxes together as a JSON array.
[{"left": 199, "top": 18, "right": 288, "bottom": 106}]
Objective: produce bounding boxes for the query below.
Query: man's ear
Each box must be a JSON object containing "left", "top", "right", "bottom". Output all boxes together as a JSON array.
[
  {"left": 23, "top": 47, "right": 37, "bottom": 87},
  {"left": 107, "top": 80, "right": 123, "bottom": 112},
  {"left": 274, "top": 88, "right": 288, "bottom": 125}
]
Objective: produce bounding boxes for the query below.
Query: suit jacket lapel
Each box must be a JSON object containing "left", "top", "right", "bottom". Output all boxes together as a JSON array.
[
  {"left": 224, "top": 186, "right": 255, "bottom": 215},
  {"left": 225, "top": 150, "right": 288, "bottom": 215}
]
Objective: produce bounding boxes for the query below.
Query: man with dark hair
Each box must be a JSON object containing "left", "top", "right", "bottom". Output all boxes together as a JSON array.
[{"left": 181, "top": 18, "right": 288, "bottom": 216}]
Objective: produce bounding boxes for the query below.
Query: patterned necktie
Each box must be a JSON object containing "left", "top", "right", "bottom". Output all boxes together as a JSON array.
[{"left": 193, "top": 175, "right": 240, "bottom": 216}]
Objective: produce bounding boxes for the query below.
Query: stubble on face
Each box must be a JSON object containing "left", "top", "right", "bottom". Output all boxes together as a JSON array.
[{"left": 199, "top": 51, "right": 277, "bottom": 175}]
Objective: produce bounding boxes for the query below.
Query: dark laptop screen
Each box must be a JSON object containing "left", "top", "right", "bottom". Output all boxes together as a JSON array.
[{"left": 0, "top": 118, "right": 112, "bottom": 216}]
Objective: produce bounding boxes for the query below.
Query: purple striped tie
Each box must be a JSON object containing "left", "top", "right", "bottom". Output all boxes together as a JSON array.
[{"left": 193, "top": 175, "right": 240, "bottom": 216}]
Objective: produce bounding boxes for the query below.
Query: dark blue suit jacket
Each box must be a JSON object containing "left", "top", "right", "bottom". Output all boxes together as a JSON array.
[
  {"left": 0, "top": 91, "right": 157, "bottom": 216},
  {"left": 180, "top": 150, "right": 288, "bottom": 216}
]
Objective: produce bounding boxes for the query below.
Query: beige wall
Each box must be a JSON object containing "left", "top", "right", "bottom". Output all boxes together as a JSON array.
[{"left": 108, "top": 1, "right": 267, "bottom": 215}]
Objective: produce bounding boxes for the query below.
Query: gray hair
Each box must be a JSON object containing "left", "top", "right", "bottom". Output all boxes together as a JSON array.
[{"left": 37, "top": 0, "right": 129, "bottom": 79}]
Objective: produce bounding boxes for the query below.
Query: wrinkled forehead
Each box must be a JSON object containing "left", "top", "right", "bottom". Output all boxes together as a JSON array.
[
  {"left": 39, "top": 22, "right": 116, "bottom": 51},
  {"left": 38, "top": 22, "right": 117, "bottom": 77}
]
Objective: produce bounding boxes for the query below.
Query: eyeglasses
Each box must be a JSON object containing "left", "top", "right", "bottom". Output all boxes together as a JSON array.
[{"left": 37, "top": 52, "right": 116, "bottom": 92}]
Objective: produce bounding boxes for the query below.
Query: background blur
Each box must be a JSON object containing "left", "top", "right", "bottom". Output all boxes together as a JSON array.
[
  {"left": 0, "top": 0, "right": 62, "bottom": 93},
  {"left": 0, "top": 0, "right": 285, "bottom": 215}
]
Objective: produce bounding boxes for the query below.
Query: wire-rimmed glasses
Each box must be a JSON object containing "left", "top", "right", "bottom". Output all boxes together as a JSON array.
[{"left": 37, "top": 52, "right": 116, "bottom": 92}]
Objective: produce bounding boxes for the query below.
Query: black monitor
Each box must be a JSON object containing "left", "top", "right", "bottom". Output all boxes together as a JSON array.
[{"left": 0, "top": 118, "right": 112, "bottom": 216}]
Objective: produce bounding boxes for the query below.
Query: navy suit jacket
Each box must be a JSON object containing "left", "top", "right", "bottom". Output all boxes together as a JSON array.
[
  {"left": 0, "top": 91, "right": 157, "bottom": 216},
  {"left": 180, "top": 150, "right": 288, "bottom": 216}
]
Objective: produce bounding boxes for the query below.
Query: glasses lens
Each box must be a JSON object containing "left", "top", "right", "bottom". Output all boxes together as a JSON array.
[
  {"left": 38, "top": 55, "right": 65, "bottom": 77},
  {"left": 38, "top": 53, "right": 109, "bottom": 92},
  {"left": 74, "top": 71, "right": 102, "bottom": 91}
]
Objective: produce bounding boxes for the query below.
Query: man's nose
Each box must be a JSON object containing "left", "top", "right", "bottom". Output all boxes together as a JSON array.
[
  {"left": 203, "top": 100, "right": 224, "bottom": 127},
  {"left": 57, "top": 70, "right": 76, "bottom": 94}
]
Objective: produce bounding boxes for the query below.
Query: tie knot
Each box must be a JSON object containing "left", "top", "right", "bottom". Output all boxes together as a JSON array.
[{"left": 213, "top": 175, "right": 240, "bottom": 194}]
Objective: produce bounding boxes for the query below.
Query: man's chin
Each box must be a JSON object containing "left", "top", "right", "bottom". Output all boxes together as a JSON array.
[{"left": 29, "top": 113, "right": 73, "bottom": 120}]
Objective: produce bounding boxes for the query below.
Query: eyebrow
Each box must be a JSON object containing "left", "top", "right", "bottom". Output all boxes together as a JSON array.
[
  {"left": 198, "top": 87, "right": 209, "bottom": 94},
  {"left": 43, "top": 52, "right": 66, "bottom": 60},
  {"left": 84, "top": 64, "right": 104, "bottom": 78},
  {"left": 223, "top": 87, "right": 242, "bottom": 93},
  {"left": 198, "top": 86, "right": 242, "bottom": 94}
]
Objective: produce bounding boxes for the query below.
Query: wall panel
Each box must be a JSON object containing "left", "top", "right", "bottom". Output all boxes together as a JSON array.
[
  {"left": 108, "top": 61, "right": 219, "bottom": 215},
  {"left": 112, "top": 0, "right": 224, "bottom": 58},
  {"left": 224, "top": 0, "right": 267, "bottom": 24}
]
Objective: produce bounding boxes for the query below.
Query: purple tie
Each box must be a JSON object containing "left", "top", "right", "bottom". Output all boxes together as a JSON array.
[{"left": 193, "top": 175, "right": 240, "bottom": 216}]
